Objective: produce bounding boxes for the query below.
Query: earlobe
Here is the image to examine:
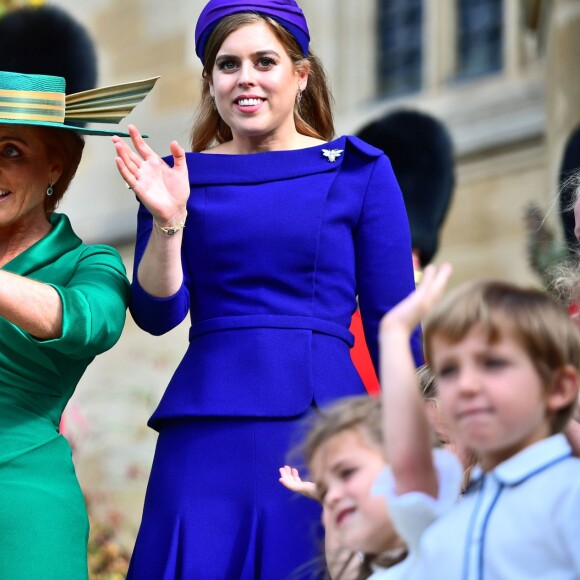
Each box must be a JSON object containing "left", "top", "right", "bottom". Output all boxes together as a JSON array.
[
  {"left": 547, "top": 365, "right": 580, "bottom": 413},
  {"left": 297, "top": 62, "right": 310, "bottom": 91},
  {"left": 47, "top": 152, "right": 63, "bottom": 179},
  {"left": 49, "top": 165, "right": 62, "bottom": 188}
]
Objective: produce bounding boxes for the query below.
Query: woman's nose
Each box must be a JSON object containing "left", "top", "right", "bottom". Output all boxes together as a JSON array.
[{"left": 237, "top": 62, "right": 255, "bottom": 86}]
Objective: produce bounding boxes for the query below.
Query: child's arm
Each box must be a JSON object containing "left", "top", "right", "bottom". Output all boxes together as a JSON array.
[
  {"left": 278, "top": 466, "right": 359, "bottom": 579},
  {"left": 278, "top": 465, "right": 318, "bottom": 500},
  {"left": 379, "top": 264, "right": 453, "bottom": 498}
]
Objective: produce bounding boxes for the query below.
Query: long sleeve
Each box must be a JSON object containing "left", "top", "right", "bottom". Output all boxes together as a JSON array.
[
  {"left": 1, "top": 213, "right": 129, "bottom": 360},
  {"left": 130, "top": 202, "right": 190, "bottom": 335},
  {"left": 355, "top": 153, "right": 423, "bottom": 370},
  {"left": 40, "top": 244, "right": 130, "bottom": 358}
]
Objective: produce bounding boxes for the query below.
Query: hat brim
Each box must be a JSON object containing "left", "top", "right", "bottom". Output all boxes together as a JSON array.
[{"left": 0, "top": 117, "right": 136, "bottom": 137}]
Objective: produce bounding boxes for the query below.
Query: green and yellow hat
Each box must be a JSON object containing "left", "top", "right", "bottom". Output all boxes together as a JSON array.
[{"left": 0, "top": 70, "right": 159, "bottom": 136}]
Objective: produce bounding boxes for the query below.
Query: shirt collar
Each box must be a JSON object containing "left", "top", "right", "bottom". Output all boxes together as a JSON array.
[{"left": 466, "top": 434, "right": 572, "bottom": 492}]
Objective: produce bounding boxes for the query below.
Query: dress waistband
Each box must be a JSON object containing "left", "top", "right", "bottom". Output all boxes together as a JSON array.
[{"left": 189, "top": 314, "right": 354, "bottom": 346}]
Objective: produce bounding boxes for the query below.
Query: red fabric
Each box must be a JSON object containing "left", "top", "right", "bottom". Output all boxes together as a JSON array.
[{"left": 349, "top": 310, "right": 380, "bottom": 395}]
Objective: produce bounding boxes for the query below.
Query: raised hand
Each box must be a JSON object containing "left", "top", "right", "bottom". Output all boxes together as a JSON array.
[
  {"left": 380, "top": 263, "right": 453, "bottom": 336},
  {"left": 278, "top": 465, "right": 318, "bottom": 500},
  {"left": 112, "top": 124, "right": 190, "bottom": 225},
  {"left": 379, "top": 262, "right": 453, "bottom": 499}
]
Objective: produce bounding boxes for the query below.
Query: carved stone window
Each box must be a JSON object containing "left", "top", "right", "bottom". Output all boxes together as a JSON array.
[
  {"left": 456, "top": 0, "right": 503, "bottom": 80},
  {"left": 377, "top": 0, "right": 424, "bottom": 97}
]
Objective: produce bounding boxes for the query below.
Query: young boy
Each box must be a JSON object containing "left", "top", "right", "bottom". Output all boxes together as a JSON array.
[{"left": 379, "top": 264, "right": 580, "bottom": 579}]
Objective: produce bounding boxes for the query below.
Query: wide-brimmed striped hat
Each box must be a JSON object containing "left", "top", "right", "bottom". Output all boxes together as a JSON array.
[{"left": 0, "top": 70, "right": 159, "bottom": 136}]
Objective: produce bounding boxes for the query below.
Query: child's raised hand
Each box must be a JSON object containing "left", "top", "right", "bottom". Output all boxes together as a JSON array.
[
  {"left": 380, "top": 263, "right": 453, "bottom": 335},
  {"left": 278, "top": 465, "right": 318, "bottom": 500},
  {"left": 380, "top": 263, "right": 453, "bottom": 499}
]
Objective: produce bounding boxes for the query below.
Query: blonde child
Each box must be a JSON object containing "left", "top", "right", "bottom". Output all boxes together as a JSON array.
[
  {"left": 281, "top": 396, "right": 406, "bottom": 579},
  {"left": 379, "top": 264, "right": 580, "bottom": 579},
  {"left": 279, "top": 392, "right": 463, "bottom": 579}
]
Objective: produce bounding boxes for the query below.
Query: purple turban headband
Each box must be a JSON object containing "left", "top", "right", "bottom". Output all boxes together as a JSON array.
[{"left": 195, "top": 0, "right": 310, "bottom": 64}]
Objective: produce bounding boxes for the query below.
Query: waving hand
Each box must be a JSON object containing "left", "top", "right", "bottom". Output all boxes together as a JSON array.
[{"left": 112, "top": 124, "right": 190, "bottom": 225}]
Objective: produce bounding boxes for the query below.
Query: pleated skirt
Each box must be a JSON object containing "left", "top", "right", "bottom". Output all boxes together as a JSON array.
[
  {"left": 0, "top": 435, "right": 89, "bottom": 580},
  {"left": 127, "top": 415, "right": 325, "bottom": 580}
]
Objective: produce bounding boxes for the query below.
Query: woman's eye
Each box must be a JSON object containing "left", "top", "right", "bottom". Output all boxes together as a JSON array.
[
  {"left": 257, "top": 57, "right": 275, "bottom": 68},
  {"left": 217, "top": 59, "right": 237, "bottom": 71},
  {"left": 1, "top": 145, "right": 20, "bottom": 158}
]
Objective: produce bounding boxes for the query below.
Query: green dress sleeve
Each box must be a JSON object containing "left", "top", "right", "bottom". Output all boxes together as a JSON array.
[
  {"left": 3, "top": 213, "right": 130, "bottom": 360},
  {"left": 42, "top": 243, "right": 130, "bottom": 359}
]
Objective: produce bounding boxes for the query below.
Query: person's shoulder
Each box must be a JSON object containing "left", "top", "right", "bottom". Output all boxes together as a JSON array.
[
  {"left": 343, "top": 135, "right": 385, "bottom": 159},
  {"left": 522, "top": 452, "right": 580, "bottom": 500},
  {"left": 200, "top": 142, "right": 233, "bottom": 154},
  {"left": 556, "top": 453, "right": 580, "bottom": 479}
]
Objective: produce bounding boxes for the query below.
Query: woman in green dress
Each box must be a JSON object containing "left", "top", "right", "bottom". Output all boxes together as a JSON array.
[{"left": 0, "top": 70, "right": 156, "bottom": 579}]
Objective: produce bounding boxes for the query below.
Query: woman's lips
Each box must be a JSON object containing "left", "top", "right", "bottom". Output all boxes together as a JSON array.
[{"left": 233, "top": 96, "right": 265, "bottom": 113}]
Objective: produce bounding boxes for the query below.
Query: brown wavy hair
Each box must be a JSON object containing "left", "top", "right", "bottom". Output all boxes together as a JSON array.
[
  {"left": 190, "top": 12, "right": 334, "bottom": 152},
  {"left": 39, "top": 126, "right": 85, "bottom": 215}
]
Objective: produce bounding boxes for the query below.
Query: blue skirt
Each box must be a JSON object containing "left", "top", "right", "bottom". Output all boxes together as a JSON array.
[{"left": 127, "top": 415, "right": 324, "bottom": 580}]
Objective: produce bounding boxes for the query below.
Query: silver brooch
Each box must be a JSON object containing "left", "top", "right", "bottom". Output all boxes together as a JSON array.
[{"left": 322, "top": 148, "right": 343, "bottom": 162}]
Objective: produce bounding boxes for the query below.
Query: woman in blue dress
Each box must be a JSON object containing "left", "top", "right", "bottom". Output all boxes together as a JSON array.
[{"left": 113, "top": 1, "right": 422, "bottom": 578}]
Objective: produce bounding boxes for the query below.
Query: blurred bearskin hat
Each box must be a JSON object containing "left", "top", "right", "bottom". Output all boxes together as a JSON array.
[
  {"left": 558, "top": 125, "right": 580, "bottom": 252},
  {"left": 522, "top": 124, "right": 580, "bottom": 305},
  {"left": 0, "top": 4, "right": 97, "bottom": 98},
  {"left": 357, "top": 110, "right": 455, "bottom": 267}
]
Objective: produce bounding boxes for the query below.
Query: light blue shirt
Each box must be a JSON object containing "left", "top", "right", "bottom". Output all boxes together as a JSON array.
[
  {"left": 416, "top": 434, "right": 580, "bottom": 579},
  {"left": 371, "top": 449, "right": 463, "bottom": 579}
]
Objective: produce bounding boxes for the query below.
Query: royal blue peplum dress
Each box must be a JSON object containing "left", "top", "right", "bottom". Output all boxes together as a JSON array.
[{"left": 127, "top": 136, "right": 422, "bottom": 579}]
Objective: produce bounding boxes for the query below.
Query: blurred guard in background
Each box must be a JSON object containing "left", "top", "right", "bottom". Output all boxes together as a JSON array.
[{"left": 351, "top": 110, "right": 455, "bottom": 393}]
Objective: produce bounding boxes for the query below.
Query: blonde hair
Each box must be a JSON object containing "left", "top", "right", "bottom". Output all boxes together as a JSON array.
[
  {"left": 548, "top": 248, "right": 580, "bottom": 308},
  {"left": 424, "top": 279, "right": 580, "bottom": 433},
  {"left": 417, "top": 363, "right": 437, "bottom": 400},
  {"left": 546, "top": 170, "right": 580, "bottom": 306},
  {"left": 190, "top": 12, "right": 334, "bottom": 152},
  {"left": 302, "top": 396, "right": 382, "bottom": 469},
  {"left": 560, "top": 170, "right": 580, "bottom": 212}
]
